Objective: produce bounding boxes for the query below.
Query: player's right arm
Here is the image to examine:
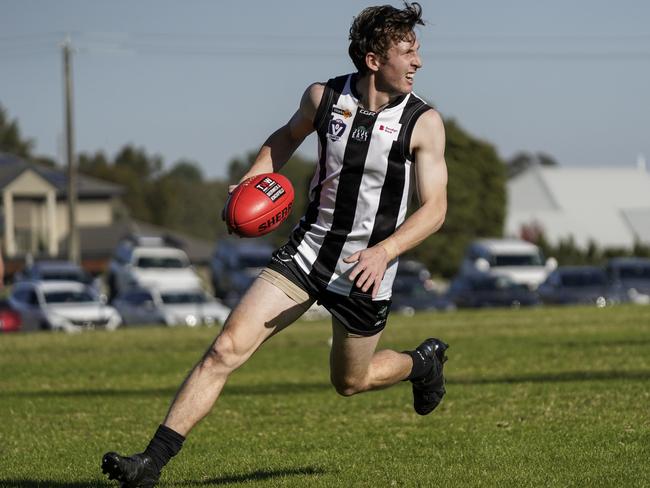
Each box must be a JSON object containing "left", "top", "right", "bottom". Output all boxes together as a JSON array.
[{"left": 236, "top": 83, "right": 324, "bottom": 185}]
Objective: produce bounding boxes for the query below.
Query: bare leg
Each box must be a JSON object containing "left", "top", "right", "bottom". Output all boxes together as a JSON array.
[
  {"left": 329, "top": 318, "right": 412, "bottom": 396},
  {"left": 163, "top": 277, "right": 313, "bottom": 435}
]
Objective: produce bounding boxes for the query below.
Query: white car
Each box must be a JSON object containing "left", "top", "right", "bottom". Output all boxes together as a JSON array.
[
  {"left": 108, "top": 236, "right": 203, "bottom": 299},
  {"left": 112, "top": 286, "right": 230, "bottom": 327},
  {"left": 459, "top": 238, "right": 557, "bottom": 290},
  {"left": 9, "top": 280, "right": 122, "bottom": 332}
]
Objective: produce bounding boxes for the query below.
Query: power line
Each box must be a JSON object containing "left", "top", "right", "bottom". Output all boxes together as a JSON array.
[
  {"left": 2, "top": 31, "right": 650, "bottom": 45},
  {"left": 2, "top": 32, "right": 650, "bottom": 61}
]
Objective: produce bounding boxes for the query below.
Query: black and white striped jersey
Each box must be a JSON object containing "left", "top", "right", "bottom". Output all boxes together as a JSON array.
[{"left": 288, "top": 73, "right": 433, "bottom": 300}]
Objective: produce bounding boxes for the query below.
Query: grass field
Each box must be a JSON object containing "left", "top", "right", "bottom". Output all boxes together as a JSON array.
[{"left": 1, "top": 305, "right": 649, "bottom": 487}]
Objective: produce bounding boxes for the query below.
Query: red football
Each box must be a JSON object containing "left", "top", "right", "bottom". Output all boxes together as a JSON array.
[{"left": 225, "top": 173, "right": 295, "bottom": 238}]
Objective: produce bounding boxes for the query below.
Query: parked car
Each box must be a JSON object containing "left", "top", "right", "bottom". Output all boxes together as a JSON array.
[
  {"left": 112, "top": 286, "right": 230, "bottom": 327},
  {"left": 14, "top": 260, "right": 101, "bottom": 292},
  {"left": 447, "top": 274, "right": 540, "bottom": 309},
  {"left": 390, "top": 260, "right": 453, "bottom": 315},
  {"left": 0, "top": 299, "right": 21, "bottom": 332},
  {"left": 460, "top": 238, "right": 557, "bottom": 290},
  {"left": 8, "top": 280, "right": 122, "bottom": 332},
  {"left": 108, "top": 235, "right": 202, "bottom": 300},
  {"left": 606, "top": 257, "right": 650, "bottom": 305},
  {"left": 537, "top": 266, "right": 612, "bottom": 307},
  {"left": 211, "top": 240, "right": 273, "bottom": 307}
]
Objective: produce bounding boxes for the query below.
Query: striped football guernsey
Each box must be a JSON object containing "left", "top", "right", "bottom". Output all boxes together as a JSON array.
[{"left": 288, "top": 73, "right": 433, "bottom": 300}]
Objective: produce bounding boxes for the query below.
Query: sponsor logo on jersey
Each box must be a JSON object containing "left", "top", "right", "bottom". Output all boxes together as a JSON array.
[
  {"left": 255, "top": 177, "right": 286, "bottom": 202},
  {"left": 351, "top": 125, "right": 369, "bottom": 142},
  {"left": 359, "top": 108, "right": 377, "bottom": 116},
  {"left": 332, "top": 106, "right": 352, "bottom": 118},
  {"left": 379, "top": 124, "right": 399, "bottom": 135},
  {"left": 328, "top": 118, "right": 347, "bottom": 141}
]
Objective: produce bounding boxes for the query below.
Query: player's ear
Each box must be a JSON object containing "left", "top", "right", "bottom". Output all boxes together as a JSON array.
[{"left": 365, "top": 52, "right": 381, "bottom": 72}]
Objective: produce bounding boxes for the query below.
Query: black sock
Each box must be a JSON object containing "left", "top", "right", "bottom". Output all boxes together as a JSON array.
[
  {"left": 403, "top": 349, "right": 432, "bottom": 381},
  {"left": 143, "top": 424, "right": 186, "bottom": 472}
]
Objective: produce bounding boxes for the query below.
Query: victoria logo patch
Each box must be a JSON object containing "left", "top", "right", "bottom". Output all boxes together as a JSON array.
[{"left": 328, "top": 118, "right": 347, "bottom": 141}]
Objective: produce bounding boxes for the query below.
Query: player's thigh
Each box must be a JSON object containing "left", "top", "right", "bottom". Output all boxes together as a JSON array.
[
  {"left": 329, "top": 317, "right": 383, "bottom": 381},
  {"left": 220, "top": 275, "right": 314, "bottom": 357}
]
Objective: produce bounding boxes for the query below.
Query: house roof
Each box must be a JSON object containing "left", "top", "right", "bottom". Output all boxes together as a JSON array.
[
  {"left": 507, "top": 165, "right": 650, "bottom": 247},
  {"left": 0, "top": 153, "right": 123, "bottom": 197}
]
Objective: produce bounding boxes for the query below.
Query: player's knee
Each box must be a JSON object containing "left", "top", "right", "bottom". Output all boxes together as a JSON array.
[
  {"left": 331, "top": 374, "right": 367, "bottom": 397},
  {"left": 203, "top": 330, "right": 242, "bottom": 372}
]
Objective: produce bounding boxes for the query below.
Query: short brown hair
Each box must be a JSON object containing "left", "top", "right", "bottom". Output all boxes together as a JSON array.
[{"left": 348, "top": 2, "right": 424, "bottom": 74}]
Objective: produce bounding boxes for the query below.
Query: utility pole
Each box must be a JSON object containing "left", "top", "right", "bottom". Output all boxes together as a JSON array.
[{"left": 63, "top": 36, "right": 80, "bottom": 264}]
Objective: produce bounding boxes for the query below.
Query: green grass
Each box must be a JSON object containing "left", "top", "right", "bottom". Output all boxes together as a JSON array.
[{"left": 1, "top": 305, "right": 649, "bottom": 487}]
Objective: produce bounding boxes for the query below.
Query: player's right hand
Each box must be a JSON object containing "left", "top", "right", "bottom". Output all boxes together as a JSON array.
[{"left": 221, "top": 185, "right": 238, "bottom": 233}]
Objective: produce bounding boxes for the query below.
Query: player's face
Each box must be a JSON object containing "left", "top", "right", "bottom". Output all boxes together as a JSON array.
[{"left": 376, "top": 34, "right": 422, "bottom": 95}]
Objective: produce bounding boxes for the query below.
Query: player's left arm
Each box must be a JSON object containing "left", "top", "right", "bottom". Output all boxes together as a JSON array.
[{"left": 345, "top": 109, "right": 448, "bottom": 297}]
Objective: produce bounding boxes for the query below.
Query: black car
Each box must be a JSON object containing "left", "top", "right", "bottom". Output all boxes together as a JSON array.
[
  {"left": 389, "top": 260, "right": 453, "bottom": 315},
  {"left": 210, "top": 240, "right": 274, "bottom": 307},
  {"left": 391, "top": 275, "right": 452, "bottom": 315},
  {"left": 14, "top": 260, "right": 94, "bottom": 285},
  {"left": 447, "top": 274, "right": 540, "bottom": 309},
  {"left": 538, "top": 266, "right": 612, "bottom": 307},
  {"left": 606, "top": 257, "right": 650, "bottom": 305}
]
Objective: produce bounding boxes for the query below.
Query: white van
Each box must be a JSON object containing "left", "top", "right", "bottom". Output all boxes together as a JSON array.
[
  {"left": 459, "top": 238, "right": 557, "bottom": 290},
  {"left": 108, "top": 235, "right": 203, "bottom": 300}
]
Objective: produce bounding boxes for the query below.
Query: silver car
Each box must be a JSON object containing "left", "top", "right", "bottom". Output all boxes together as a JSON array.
[
  {"left": 112, "top": 287, "right": 230, "bottom": 327},
  {"left": 9, "top": 280, "right": 122, "bottom": 332}
]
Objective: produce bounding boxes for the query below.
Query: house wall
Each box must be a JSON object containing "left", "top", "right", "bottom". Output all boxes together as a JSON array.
[
  {"left": 2, "top": 168, "right": 117, "bottom": 257},
  {"left": 55, "top": 200, "right": 113, "bottom": 240},
  {"left": 2, "top": 170, "right": 57, "bottom": 256}
]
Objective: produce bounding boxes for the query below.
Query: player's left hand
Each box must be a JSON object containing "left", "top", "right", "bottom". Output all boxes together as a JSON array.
[{"left": 344, "top": 246, "right": 389, "bottom": 298}]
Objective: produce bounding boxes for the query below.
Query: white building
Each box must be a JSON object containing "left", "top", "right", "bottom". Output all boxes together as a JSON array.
[
  {"left": 506, "top": 164, "right": 650, "bottom": 248},
  {"left": 0, "top": 154, "right": 123, "bottom": 258},
  {"left": 1, "top": 154, "right": 215, "bottom": 276}
]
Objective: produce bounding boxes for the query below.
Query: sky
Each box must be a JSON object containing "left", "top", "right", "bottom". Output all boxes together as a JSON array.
[{"left": 1, "top": 0, "right": 649, "bottom": 179}]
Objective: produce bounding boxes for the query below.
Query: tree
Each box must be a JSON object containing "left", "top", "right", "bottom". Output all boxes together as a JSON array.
[
  {"left": 114, "top": 145, "right": 163, "bottom": 180},
  {"left": 0, "top": 103, "right": 34, "bottom": 158},
  {"left": 507, "top": 151, "right": 558, "bottom": 179},
  {"left": 407, "top": 118, "right": 507, "bottom": 277},
  {"left": 167, "top": 160, "right": 203, "bottom": 183},
  {"left": 79, "top": 146, "right": 163, "bottom": 222},
  {"left": 227, "top": 151, "right": 258, "bottom": 183}
]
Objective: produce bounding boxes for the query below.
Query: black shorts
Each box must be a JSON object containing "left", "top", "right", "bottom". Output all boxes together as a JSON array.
[{"left": 267, "top": 245, "right": 391, "bottom": 337}]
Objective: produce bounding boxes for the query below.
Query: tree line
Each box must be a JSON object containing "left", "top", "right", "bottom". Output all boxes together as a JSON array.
[{"left": 7, "top": 102, "right": 643, "bottom": 278}]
